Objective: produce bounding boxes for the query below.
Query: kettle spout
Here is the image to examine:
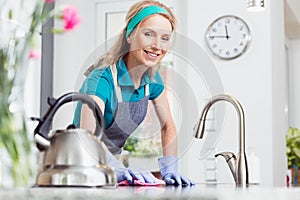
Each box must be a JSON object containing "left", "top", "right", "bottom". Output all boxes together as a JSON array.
[{"left": 215, "top": 152, "right": 237, "bottom": 182}]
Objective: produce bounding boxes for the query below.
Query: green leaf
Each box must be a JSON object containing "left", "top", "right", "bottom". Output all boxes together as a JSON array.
[
  {"left": 51, "top": 28, "right": 65, "bottom": 34},
  {"left": 294, "top": 148, "right": 300, "bottom": 159},
  {"left": 8, "top": 9, "right": 13, "bottom": 19},
  {"left": 287, "top": 127, "right": 300, "bottom": 168},
  {"left": 287, "top": 146, "right": 291, "bottom": 154}
]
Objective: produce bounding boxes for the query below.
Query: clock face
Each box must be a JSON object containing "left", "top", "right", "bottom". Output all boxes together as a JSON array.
[{"left": 205, "top": 15, "right": 251, "bottom": 60}]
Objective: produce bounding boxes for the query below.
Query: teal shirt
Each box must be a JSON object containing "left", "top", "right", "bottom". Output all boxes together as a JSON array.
[{"left": 73, "top": 59, "right": 164, "bottom": 129}]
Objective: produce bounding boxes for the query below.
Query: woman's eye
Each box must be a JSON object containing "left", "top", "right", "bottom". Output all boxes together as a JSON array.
[
  {"left": 161, "top": 36, "right": 170, "bottom": 42},
  {"left": 145, "top": 32, "right": 154, "bottom": 37}
]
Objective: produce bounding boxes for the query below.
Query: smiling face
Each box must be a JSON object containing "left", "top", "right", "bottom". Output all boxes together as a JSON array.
[{"left": 126, "top": 14, "right": 173, "bottom": 68}]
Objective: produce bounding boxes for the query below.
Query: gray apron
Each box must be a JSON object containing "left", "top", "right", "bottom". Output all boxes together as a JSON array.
[{"left": 102, "top": 65, "right": 149, "bottom": 155}]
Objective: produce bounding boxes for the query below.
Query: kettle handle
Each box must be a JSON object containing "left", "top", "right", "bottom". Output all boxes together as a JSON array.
[{"left": 34, "top": 92, "right": 105, "bottom": 150}]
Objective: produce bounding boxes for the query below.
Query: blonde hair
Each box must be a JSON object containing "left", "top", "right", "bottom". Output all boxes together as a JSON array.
[{"left": 85, "top": 0, "right": 177, "bottom": 78}]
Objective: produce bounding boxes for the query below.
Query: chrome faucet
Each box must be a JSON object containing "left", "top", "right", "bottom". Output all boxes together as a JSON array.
[{"left": 194, "top": 94, "right": 249, "bottom": 186}]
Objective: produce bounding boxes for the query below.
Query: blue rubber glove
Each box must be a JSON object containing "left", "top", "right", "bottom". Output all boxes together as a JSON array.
[
  {"left": 128, "top": 167, "right": 161, "bottom": 184},
  {"left": 105, "top": 150, "right": 130, "bottom": 183},
  {"left": 158, "top": 155, "right": 194, "bottom": 185},
  {"left": 106, "top": 151, "right": 161, "bottom": 184}
]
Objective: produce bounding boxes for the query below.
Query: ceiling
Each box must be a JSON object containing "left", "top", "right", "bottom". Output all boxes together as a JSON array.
[{"left": 285, "top": 0, "right": 300, "bottom": 39}]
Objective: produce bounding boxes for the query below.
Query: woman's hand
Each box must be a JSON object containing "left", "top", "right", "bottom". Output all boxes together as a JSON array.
[
  {"left": 158, "top": 155, "right": 194, "bottom": 185},
  {"left": 127, "top": 167, "right": 162, "bottom": 184},
  {"left": 105, "top": 149, "right": 161, "bottom": 185}
]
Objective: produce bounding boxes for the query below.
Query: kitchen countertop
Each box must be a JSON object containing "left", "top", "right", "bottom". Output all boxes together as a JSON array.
[{"left": 1, "top": 183, "right": 300, "bottom": 200}]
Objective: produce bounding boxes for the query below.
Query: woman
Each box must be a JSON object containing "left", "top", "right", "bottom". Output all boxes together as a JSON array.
[{"left": 74, "top": 0, "right": 193, "bottom": 186}]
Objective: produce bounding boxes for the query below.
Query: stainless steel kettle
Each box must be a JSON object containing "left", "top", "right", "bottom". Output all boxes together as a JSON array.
[{"left": 33, "top": 92, "right": 116, "bottom": 187}]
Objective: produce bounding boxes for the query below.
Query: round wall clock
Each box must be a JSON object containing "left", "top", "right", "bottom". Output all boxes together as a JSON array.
[{"left": 205, "top": 15, "right": 251, "bottom": 60}]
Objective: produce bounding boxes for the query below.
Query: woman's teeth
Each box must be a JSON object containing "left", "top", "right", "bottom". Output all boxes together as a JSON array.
[{"left": 145, "top": 50, "right": 159, "bottom": 57}]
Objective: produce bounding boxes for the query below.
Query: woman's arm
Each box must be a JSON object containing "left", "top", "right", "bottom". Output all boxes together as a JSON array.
[
  {"left": 154, "top": 89, "right": 193, "bottom": 185},
  {"left": 152, "top": 89, "right": 178, "bottom": 156},
  {"left": 80, "top": 95, "right": 105, "bottom": 133}
]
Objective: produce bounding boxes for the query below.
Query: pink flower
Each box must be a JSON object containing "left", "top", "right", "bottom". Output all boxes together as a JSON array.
[
  {"left": 29, "top": 50, "right": 41, "bottom": 59},
  {"left": 45, "top": 0, "right": 55, "bottom": 3},
  {"left": 62, "top": 5, "right": 80, "bottom": 31}
]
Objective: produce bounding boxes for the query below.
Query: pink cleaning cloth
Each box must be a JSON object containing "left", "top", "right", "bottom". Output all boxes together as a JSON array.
[{"left": 118, "top": 179, "right": 165, "bottom": 186}]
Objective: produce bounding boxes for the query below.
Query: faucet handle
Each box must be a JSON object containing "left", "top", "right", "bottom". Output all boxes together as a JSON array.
[
  {"left": 215, "top": 152, "right": 236, "bottom": 162},
  {"left": 215, "top": 152, "right": 237, "bottom": 183}
]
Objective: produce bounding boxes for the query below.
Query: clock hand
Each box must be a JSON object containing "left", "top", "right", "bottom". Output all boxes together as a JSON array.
[
  {"left": 209, "top": 35, "right": 231, "bottom": 39},
  {"left": 225, "top": 25, "right": 229, "bottom": 40}
]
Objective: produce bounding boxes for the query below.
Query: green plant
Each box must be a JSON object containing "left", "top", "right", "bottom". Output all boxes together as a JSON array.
[
  {"left": 286, "top": 127, "right": 300, "bottom": 168},
  {"left": 0, "top": 0, "right": 80, "bottom": 187},
  {"left": 123, "top": 137, "right": 139, "bottom": 152},
  {"left": 123, "top": 135, "right": 162, "bottom": 157}
]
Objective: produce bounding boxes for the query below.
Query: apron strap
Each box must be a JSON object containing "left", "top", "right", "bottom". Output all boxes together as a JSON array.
[
  {"left": 110, "top": 64, "right": 150, "bottom": 102},
  {"left": 110, "top": 64, "right": 123, "bottom": 102},
  {"left": 145, "top": 84, "right": 149, "bottom": 96}
]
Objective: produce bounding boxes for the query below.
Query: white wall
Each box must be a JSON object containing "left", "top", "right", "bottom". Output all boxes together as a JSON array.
[
  {"left": 289, "top": 39, "right": 300, "bottom": 128},
  {"left": 270, "top": 0, "right": 287, "bottom": 186},
  {"left": 182, "top": 0, "right": 287, "bottom": 186},
  {"left": 53, "top": 0, "right": 97, "bottom": 129},
  {"left": 53, "top": 0, "right": 288, "bottom": 186}
]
